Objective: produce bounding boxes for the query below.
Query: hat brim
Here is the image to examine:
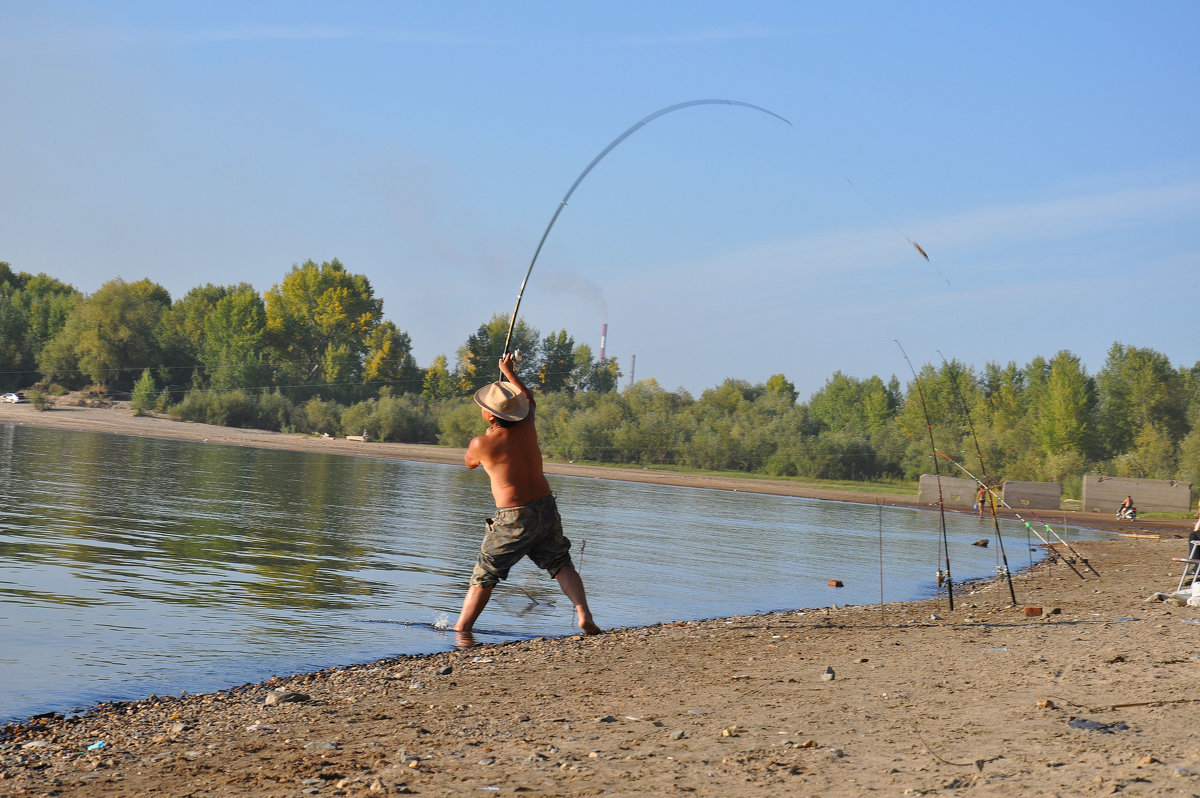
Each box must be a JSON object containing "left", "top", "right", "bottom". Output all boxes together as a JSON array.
[{"left": 472, "top": 383, "right": 530, "bottom": 422}]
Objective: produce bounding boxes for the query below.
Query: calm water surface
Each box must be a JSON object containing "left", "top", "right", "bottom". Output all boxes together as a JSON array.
[{"left": 0, "top": 424, "right": 1095, "bottom": 723}]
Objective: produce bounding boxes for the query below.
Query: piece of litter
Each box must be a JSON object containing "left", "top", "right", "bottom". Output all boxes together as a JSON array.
[
  {"left": 471, "top": 657, "right": 494, "bottom": 663},
  {"left": 1068, "top": 717, "right": 1129, "bottom": 734},
  {"left": 86, "top": 741, "right": 106, "bottom": 751}
]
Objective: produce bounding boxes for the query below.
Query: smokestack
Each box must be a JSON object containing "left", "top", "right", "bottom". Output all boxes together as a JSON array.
[
  {"left": 629, "top": 354, "right": 636, "bottom": 387},
  {"left": 599, "top": 323, "right": 607, "bottom": 361}
]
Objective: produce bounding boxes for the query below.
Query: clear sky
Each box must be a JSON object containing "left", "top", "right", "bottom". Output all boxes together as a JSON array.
[{"left": 2, "top": 2, "right": 1197, "bottom": 399}]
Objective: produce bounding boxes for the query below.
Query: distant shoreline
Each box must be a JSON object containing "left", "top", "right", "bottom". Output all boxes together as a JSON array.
[{"left": 0, "top": 400, "right": 1190, "bottom": 539}]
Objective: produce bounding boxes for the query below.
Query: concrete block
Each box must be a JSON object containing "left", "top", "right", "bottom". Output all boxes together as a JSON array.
[
  {"left": 1003, "top": 481, "right": 1062, "bottom": 511},
  {"left": 1081, "top": 475, "right": 1192, "bottom": 514},
  {"left": 918, "top": 474, "right": 978, "bottom": 508}
]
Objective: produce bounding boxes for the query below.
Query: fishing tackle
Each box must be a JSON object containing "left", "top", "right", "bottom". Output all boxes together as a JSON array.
[
  {"left": 935, "top": 449, "right": 1085, "bottom": 580},
  {"left": 502, "top": 99, "right": 792, "bottom": 358},
  {"left": 896, "top": 340, "right": 953, "bottom": 610},
  {"left": 844, "top": 178, "right": 946, "bottom": 286},
  {"left": 937, "top": 354, "right": 1018, "bottom": 604}
]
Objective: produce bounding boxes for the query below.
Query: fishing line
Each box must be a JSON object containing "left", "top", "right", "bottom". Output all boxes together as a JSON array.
[
  {"left": 937, "top": 354, "right": 1019, "bottom": 603},
  {"left": 501, "top": 99, "right": 793, "bottom": 359},
  {"left": 895, "top": 340, "right": 954, "bottom": 611},
  {"left": 844, "top": 177, "right": 948, "bottom": 287}
]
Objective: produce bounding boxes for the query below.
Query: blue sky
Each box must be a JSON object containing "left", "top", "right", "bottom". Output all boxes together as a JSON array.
[{"left": 2, "top": 2, "right": 1197, "bottom": 399}]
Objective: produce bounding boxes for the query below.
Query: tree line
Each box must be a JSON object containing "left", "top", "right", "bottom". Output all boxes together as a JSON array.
[{"left": 3, "top": 259, "right": 1198, "bottom": 495}]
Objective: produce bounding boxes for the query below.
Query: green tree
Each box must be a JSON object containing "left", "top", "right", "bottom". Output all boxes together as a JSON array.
[
  {"left": 538, "top": 330, "right": 576, "bottom": 394},
  {"left": 39, "top": 278, "right": 171, "bottom": 390},
  {"left": 156, "top": 284, "right": 233, "bottom": 388},
  {"left": 1027, "top": 350, "right": 1094, "bottom": 459},
  {"left": 264, "top": 259, "right": 383, "bottom": 393},
  {"left": 202, "top": 287, "right": 270, "bottom": 390},
  {"left": 1095, "top": 343, "right": 1188, "bottom": 457},
  {"left": 363, "top": 320, "right": 421, "bottom": 394},
  {"left": 569, "top": 343, "right": 622, "bottom": 393},
  {"left": 455, "top": 314, "right": 540, "bottom": 394},
  {"left": 422, "top": 355, "right": 456, "bottom": 401},
  {"left": 0, "top": 264, "right": 78, "bottom": 390}
]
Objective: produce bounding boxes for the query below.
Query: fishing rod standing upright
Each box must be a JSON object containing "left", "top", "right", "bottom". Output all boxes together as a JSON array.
[
  {"left": 896, "top": 341, "right": 953, "bottom": 611},
  {"left": 938, "top": 354, "right": 1018, "bottom": 605}
]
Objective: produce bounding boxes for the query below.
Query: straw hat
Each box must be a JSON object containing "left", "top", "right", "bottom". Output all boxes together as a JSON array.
[{"left": 473, "top": 381, "right": 530, "bottom": 422}]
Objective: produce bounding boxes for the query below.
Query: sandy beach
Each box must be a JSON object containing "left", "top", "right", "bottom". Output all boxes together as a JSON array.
[{"left": 2, "top": 402, "right": 1199, "bottom": 796}]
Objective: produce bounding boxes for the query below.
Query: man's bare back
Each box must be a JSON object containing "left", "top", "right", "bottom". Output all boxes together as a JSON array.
[{"left": 464, "top": 410, "right": 550, "bottom": 508}]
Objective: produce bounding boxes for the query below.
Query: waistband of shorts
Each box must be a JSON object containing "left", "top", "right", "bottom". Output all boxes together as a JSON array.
[{"left": 497, "top": 493, "right": 556, "bottom": 512}]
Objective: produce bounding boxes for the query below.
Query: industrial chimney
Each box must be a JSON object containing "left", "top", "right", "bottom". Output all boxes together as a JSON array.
[{"left": 599, "top": 323, "right": 607, "bottom": 361}]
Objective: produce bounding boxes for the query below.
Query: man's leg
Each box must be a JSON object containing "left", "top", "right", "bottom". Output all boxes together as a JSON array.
[
  {"left": 454, "top": 584, "right": 494, "bottom": 632},
  {"left": 554, "top": 564, "right": 601, "bottom": 635}
]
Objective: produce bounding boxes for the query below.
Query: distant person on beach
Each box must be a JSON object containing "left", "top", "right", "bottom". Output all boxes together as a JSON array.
[
  {"left": 1190, "top": 497, "right": 1200, "bottom": 557},
  {"left": 1117, "top": 496, "right": 1136, "bottom": 520},
  {"left": 976, "top": 485, "right": 988, "bottom": 519},
  {"left": 453, "top": 353, "right": 601, "bottom": 640}
]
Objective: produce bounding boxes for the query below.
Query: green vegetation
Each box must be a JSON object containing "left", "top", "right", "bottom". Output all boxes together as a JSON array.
[{"left": 3, "top": 259, "right": 1199, "bottom": 495}]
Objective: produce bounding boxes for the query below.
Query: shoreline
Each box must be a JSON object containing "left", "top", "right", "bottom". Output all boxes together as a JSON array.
[
  {"left": 3, "top": 403, "right": 1199, "bottom": 795},
  {"left": 0, "top": 401, "right": 1186, "bottom": 538}
]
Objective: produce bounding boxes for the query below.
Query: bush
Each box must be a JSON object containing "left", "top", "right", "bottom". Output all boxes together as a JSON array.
[
  {"left": 341, "top": 394, "right": 438, "bottom": 443},
  {"left": 27, "top": 390, "right": 54, "bottom": 411},
  {"left": 169, "top": 389, "right": 259, "bottom": 427},
  {"left": 130, "top": 369, "right": 156, "bottom": 416}
]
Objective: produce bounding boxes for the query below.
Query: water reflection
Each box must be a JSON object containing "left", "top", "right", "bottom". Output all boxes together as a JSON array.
[{"left": 0, "top": 423, "right": 1095, "bottom": 723}]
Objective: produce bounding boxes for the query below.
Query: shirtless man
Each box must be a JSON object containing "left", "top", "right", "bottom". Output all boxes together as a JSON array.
[{"left": 453, "top": 353, "right": 600, "bottom": 637}]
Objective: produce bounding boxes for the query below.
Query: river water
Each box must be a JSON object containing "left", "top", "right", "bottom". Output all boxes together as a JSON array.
[{"left": 0, "top": 423, "right": 1093, "bottom": 724}]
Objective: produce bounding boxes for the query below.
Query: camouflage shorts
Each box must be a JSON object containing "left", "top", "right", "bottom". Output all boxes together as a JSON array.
[{"left": 470, "top": 494, "right": 573, "bottom": 588}]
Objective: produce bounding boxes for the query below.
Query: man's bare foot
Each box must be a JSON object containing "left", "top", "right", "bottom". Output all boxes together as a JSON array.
[
  {"left": 580, "top": 619, "right": 602, "bottom": 635},
  {"left": 454, "top": 630, "right": 478, "bottom": 648}
]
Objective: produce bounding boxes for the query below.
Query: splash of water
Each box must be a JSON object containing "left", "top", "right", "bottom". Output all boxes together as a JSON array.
[{"left": 431, "top": 612, "right": 452, "bottom": 630}]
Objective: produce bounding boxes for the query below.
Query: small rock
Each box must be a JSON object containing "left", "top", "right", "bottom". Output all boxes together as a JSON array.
[
  {"left": 303, "top": 741, "right": 339, "bottom": 750},
  {"left": 973, "top": 539, "right": 989, "bottom": 547},
  {"left": 821, "top": 666, "right": 835, "bottom": 681},
  {"left": 669, "top": 729, "right": 686, "bottom": 740},
  {"left": 265, "top": 691, "right": 309, "bottom": 706},
  {"left": 597, "top": 715, "right": 617, "bottom": 723},
  {"left": 407, "top": 759, "right": 421, "bottom": 768},
  {"left": 1140, "top": 756, "right": 1160, "bottom": 765},
  {"left": 1036, "top": 699, "right": 1056, "bottom": 710},
  {"left": 1174, "top": 766, "right": 1200, "bottom": 776},
  {"left": 478, "top": 757, "right": 494, "bottom": 765},
  {"left": 436, "top": 665, "right": 453, "bottom": 676},
  {"left": 800, "top": 739, "right": 818, "bottom": 748},
  {"left": 169, "top": 722, "right": 187, "bottom": 734},
  {"left": 721, "top": 726, "right": 741, "bottom": 737},
  {"left": 588, "top": 751, "right": 599, "bottom": 758}
]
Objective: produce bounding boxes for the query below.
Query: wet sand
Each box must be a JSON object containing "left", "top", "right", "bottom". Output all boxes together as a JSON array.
[{"left": 2, "top": 402, "right": 1198, "bottom": 796}]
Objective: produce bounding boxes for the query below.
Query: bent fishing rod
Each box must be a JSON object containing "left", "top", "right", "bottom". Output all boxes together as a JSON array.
[
  {"left": 500, "top": 99, "right": 793, "bottom": 366},
  {"left": 934, "top": 448, "right": 1085, "bottom": 580},
  {"left": 896, "top": 340, "right": 954, "bottom": 610},
  {"left": 937, "top": 355, "right": 1018, "bottom": 603}
]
